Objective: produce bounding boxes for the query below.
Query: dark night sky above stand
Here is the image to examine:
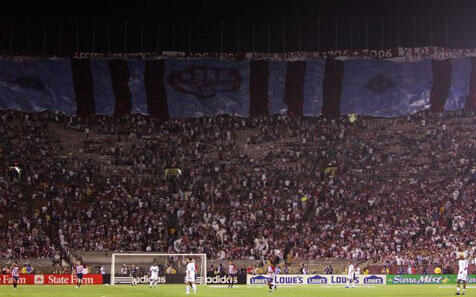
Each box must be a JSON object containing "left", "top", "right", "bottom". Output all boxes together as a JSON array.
[
  {"left": 0, "top": 0, "right": 475, "bottom": 54},
  {"left": 0, "top": 0, "right": 470, "bottom": 20}
]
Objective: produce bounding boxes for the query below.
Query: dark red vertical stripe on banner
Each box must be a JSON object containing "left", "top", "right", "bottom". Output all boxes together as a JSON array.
[
  {"left": 322, "top": 59, "right": 344, "bottom": 117},
  {"left": 71, "top": 58, "right": 95, "bottom": 117},
  {"left": 109, "top": 59, "right": 132, "bottom": 117},
  {"left": 284, "top": 61, "right": 306, "bottom": 117},
  {"left": 145, "top": 60, "right": 169, "bottom": 120},
  {"left": 465, "top": 58, "right": 476, "bottom": 110},
  {"left": 249, "top": 60, "right": 269, "bottom": 117},
  {"left": 429, "top": 59, "right": 451, "bottom": 112}
]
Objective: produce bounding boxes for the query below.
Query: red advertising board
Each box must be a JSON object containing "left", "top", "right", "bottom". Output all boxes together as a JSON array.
[{"left": 0, "top": 274, "right": 103, "bottom": 285}]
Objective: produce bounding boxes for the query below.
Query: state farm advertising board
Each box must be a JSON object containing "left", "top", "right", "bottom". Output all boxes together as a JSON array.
[{"left": 0, "top": 274, "right": 103, "bottom": 285}]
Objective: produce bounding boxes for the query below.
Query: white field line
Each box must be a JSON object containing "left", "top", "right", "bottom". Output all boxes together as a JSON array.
[{"left": 439, "top": 286, "right": 476, "bottom": 289}]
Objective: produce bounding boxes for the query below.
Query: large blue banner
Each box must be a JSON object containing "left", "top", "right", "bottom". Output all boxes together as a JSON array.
[
  {"left": 268, "top": 61, "right": 288, "bottom": 115},
  {"left": 165, "top": 59, "right": 250, "bottom": 118},
  {"left": 303, "top": 60, "right": 325, "bottom": 116},
  {"left": 445, "top": 58, "right": 471, "bottom": 111},
  {"left": 127, "top": 60, "right": 148, "bottom": 115},
  {"left": 0, "top": 57, "right": 474, "bottom": 118},
  {"left": 340, "top": 59, "right": 433, "bottom": 117},
  {"left": 0, "top": 59, "right": 76, "bottom": 114}
]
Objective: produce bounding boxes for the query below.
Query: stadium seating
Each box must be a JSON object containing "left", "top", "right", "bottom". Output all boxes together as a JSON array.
[{"left": 1, "top": 109, "right": 476, "bottom": 273}]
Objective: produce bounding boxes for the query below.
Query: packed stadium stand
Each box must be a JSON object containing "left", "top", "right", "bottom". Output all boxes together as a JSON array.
[{"left": 1, "top": 108, "right": 476, "bottom": 274}]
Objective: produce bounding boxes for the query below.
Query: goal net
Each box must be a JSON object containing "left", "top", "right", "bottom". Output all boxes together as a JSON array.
[{"left": 110, "top": 253, "right": 207, "bottom": 285}]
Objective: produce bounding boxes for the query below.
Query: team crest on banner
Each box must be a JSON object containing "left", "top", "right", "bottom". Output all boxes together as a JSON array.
[
  {"left": 167, "top": 65, "right": 242, "bottom": 99},
  {"left": 6, "top": 75, "right": 49, "bottom": 93},
  {"left": 365, "top": 74, "right": 396, "bottom": 93},
  {"left": 165, "top": 59, "right": 250, "bottom": 118}
]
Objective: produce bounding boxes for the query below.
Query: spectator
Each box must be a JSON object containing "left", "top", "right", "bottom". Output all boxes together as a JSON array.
[
  {"left": 398, "top": 267, "right": 404, "bottom": 275},
  {"left": 323, "top": 265, "right": 333, "bottom": 274},
  {"left": 246, "top": 265, "right": 255, "bottom": 275},
  {"left": 209, "top": 264, "right": 215, "bottom": 275},
  {"left": 166, "top": 266, "right": 176, "bottom": 274},
  {"left": 120, "top": 264, "right": 129, "bottom": 275},
  {"left": 283, "top": 265, "right": 290, "bottom": 274}
]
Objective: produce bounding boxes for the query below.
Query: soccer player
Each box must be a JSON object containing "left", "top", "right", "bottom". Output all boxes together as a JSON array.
[
  {"left": 120, "top": 264, "right": 129, "bottom": 275},
  {"left": 274, "top": 265, "right": 280, "bottom": 291},
  {"left": 149, "top": 262, "right": 159, "bottom": 288},
  {"left": 11, "top": 261, "right": 20, "bottom": 289},
  {"left": 130, "top": 265, "right": 139, "bottom": 286},
  {"left": 227, "top": 260, "right": 237, "bottom": 288},
  {"left": 74, "top": 261, "right": 84, "bottom": 288},
  {"left": 228, "top": 260, "right": 237, "bottom": 288},
  {"left": 457, "top": 253, "right": 469, "bottom": 295},
  {"left": 266, "top": 261, "right": 275, "bottom": 292},
  {"left": 185, "top": 258, "right": 197, "bottom": 294},
  {"left": 345, "top": 261, "right": 356, "bottom": 288}
]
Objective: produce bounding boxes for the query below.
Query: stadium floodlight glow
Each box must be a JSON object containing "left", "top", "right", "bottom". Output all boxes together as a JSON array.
[{"left": 110, "top": 253, "right": 207, "bottom": 285}]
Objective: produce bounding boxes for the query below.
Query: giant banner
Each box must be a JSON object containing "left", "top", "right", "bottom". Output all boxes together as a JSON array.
[
  {"left": 0, "top": 274, "right": 103, "bottom": 285},
  {"left": 246, "top": 274, "right": 386, "bottom": 286},
  {"left": 1, "top": 53, "right": 476, "bottom": 118}
]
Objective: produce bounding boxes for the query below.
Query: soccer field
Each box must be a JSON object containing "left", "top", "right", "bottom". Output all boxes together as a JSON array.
[{"left": 0, "top": 284, "right": 470, "bottom": 297}]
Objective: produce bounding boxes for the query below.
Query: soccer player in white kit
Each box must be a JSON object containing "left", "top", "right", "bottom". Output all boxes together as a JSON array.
[
  {"left": 149, "top": 262, "right": 159, "bottom": 288},
  {"left": 457, "top": 253, "right": 469, "bottom": 295},
  {"left": 228, "top": 260, "right": 237, "bottom": 288},
  {"left": 185, "top": 258, "right": 197, "bottom": 294},
  {"left": 345, "top": 261, "right": 356, "bottom": 288},
  {"left": 74, "top": 261, "right": 84, "bottom": 289}
]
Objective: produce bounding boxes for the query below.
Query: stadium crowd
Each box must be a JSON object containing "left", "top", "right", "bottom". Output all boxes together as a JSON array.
[{"left": 1, "top": 109, "right": 476, "bottom": 271}]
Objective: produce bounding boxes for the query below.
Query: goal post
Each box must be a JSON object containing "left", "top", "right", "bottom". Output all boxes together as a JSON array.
[{"left": 110, "top": 253, "right": 207, "bottom": 285}]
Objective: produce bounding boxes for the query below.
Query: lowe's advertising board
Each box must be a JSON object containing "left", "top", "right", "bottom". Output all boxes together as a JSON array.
[{"left": 246, "top": 274, "right": 386, "bottom": 286}]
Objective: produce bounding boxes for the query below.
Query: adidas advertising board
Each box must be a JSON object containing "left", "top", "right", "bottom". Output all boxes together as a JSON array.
[{"left": 111, "top": 273, "right": 246, "bottom": 285}]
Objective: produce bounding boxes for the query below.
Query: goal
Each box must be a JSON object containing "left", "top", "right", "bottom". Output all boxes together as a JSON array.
[{"left": 110, "top": 253, "right": 207, "bottom": 285}]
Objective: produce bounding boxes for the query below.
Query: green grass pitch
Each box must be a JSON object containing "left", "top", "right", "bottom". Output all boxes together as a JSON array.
[{"left": 0, "top": 284, "right": 470, "bottom": 297}]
